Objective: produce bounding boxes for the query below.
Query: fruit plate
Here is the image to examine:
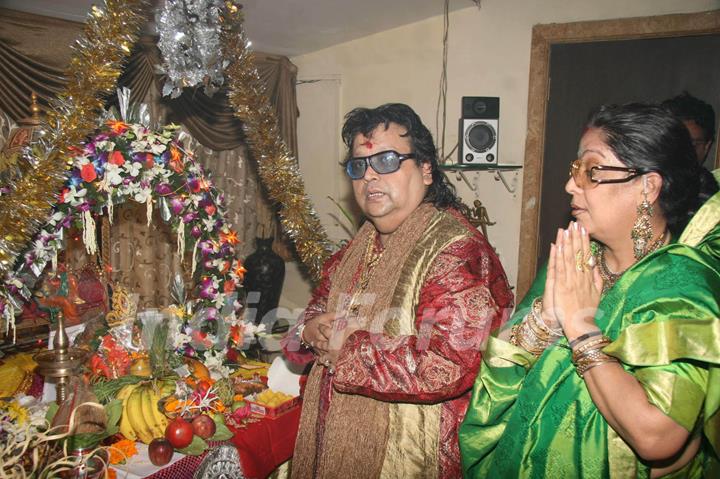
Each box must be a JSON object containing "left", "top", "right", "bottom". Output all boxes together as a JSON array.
[
  {"left": 111, "top": 443, "right": 185, "bottom": 478},
  {"left": 246, "top": 395, "right": 300, "bottom": 419}
]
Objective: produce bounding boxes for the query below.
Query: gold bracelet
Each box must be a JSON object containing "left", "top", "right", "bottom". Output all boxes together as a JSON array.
[
  {"left": 572, "top": 336, "right": 611, "bottom": 360},
  {"left": 577, "top": 358, "right": 617, "bottom": 377},
  {"left": 573, "top": 346, "right": 618, "bottom": 377},
  {"left": 509, "top": 324, "right": 520, "bottom": 346},
  {"left": 515, "top": 313, "right": 554, "bottom": 356},
  {"left": 531, "top": 297, "right": 563, "bottom": 338}
]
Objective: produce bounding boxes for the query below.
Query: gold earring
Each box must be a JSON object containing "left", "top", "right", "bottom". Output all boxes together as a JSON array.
[{"left": 631, "top": 182, "right": 653, "bottom": 260}]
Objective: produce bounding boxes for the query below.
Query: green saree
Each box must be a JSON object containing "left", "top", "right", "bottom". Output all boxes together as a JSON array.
[{"left": 459, "top": 182, "right": 720, "bottom": 478}]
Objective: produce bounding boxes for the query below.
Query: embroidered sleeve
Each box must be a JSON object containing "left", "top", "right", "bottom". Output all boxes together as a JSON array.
[
  {"left": 333, "top": 234, "right": 513, "bottom": 402},
  {"left": 281, "top": 247, "right": 346, "bottom": 365}
]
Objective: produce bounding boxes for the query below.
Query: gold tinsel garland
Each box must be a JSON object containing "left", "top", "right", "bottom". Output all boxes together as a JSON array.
[
  {"left": 0, "top": 1, "right": 146, "bottom": 322},
  {"left": 222, "top": 4, "right": 332, "bottom": 282}
]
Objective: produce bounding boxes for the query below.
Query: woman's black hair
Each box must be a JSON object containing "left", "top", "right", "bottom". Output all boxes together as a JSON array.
[
  {"left": 586, "top": 103, "right": 718, "bottom": 236},
  {"left": 341, "top": 103, "right": 460, "bottom": 209}
]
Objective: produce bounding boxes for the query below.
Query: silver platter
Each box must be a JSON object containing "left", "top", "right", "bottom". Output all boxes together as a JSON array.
[{"left": 193, "top": 444, "right": 245, "bottom": 479}]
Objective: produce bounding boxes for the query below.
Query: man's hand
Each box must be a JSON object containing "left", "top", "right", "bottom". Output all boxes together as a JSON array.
[
  {"left": 319, "top": 315, "right": 362, "bottom": 369},
  {"left": 303, "top": 312, "right": 336, "bottom": 356}
]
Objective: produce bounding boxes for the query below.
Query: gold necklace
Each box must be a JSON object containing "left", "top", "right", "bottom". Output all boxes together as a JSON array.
[
  {"left": 597, "top": 230, "right": 669, "bottom": 294},
  {"left": 597, "top": 248, "right": 622, "bottom": 294},
  {"left": 347, "top": 234, "right": 383, "bottom": 314}
]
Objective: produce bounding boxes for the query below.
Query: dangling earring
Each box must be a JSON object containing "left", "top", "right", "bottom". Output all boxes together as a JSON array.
[{"left": 631, "top": 176, "right": 653, "bottom": 259}]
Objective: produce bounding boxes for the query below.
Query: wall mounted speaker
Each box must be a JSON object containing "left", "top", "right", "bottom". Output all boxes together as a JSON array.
[{"left": 459, "top": 96, "right": 499, "bottom": 165}]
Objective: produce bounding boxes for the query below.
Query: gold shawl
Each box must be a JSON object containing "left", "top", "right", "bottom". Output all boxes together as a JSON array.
[{"left": 292, "top": 204, "right": 472, "bottom": 478}]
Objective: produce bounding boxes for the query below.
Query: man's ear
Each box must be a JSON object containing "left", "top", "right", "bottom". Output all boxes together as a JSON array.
[{"left": 422, "top": 162, "right": 433, "bottom": 186}]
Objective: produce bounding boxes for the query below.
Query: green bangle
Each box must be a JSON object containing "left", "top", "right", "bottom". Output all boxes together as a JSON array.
[{"left": 569, "top": 330, "right": 603, "bottom": 348}]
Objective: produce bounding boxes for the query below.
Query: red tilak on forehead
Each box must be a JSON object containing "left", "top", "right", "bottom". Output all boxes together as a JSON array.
[{"left": 361, "top": 140, "right": 373, "bottom": 149}]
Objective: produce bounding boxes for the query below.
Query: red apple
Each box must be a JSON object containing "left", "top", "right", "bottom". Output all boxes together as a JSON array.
[
  {"left": 148, "top": 438, "right": 174, "bottom": 467},
  {"left": 165, "top": 417, "right": 194, "bottom": 449},
  {"left": 191, "top": 414, "right": 216, "bottom": 439}
]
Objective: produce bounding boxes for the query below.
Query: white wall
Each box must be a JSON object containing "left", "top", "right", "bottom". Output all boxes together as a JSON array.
[{"left": 280, "top": 0, "right": 720, "bottom": 310}]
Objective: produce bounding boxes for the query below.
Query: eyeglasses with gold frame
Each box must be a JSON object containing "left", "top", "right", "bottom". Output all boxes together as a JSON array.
[{"left": 569, "top": 159, "right": 647, "bottom": 189}]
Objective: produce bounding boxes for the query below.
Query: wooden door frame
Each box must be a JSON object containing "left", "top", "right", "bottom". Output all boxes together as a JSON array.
[{"left": 517, "top": 9, "right": 720, "bottom": 299}]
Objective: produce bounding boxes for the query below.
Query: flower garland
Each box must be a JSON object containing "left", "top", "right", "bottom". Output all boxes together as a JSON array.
[{"left": 8, "top": 120, "right": 248, "bottom": 354}]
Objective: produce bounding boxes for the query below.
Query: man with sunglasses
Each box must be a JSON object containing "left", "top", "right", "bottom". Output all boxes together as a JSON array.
[{"left": 285, "top": 103, "right": 513, "bottom": 479}]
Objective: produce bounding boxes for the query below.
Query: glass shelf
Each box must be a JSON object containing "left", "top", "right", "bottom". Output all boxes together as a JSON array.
[{"left": 439, "top": 163, "right": 522, "bottom": 172}]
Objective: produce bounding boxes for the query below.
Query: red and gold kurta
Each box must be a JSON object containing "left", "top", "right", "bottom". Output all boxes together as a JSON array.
[{"left": 284, "top": 207, "right": 513, "bottom": 478}]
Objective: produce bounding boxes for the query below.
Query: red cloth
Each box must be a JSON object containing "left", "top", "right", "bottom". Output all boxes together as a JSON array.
[
  {"left": 229, "top": 406, "right": 301, "bottom": 478},
  {"left": 283, "top": 208, "right": 514, "bottom": 478},
  {"left": 145, "top": 408, "right": 301, "bottom": 479}
]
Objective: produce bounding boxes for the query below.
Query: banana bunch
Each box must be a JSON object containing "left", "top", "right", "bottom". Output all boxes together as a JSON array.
[{"left": 117, "top": 381, "right": 175, "bottom": 444}]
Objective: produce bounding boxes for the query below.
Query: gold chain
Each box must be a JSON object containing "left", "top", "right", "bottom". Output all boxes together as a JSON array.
[{"left": 346, "top": 234, "right": 384, "bottom": 314}]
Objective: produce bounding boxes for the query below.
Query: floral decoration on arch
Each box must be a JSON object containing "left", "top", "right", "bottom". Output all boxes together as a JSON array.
[{"left": 1, "top": 119, "right": 251, "bottom": 354}]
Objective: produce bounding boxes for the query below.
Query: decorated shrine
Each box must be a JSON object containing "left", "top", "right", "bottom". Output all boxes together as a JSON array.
[{"left": 0, "top": 1, "right": 326, "bottom": 477}]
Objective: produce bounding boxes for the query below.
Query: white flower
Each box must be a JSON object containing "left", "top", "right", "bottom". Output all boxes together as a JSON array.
[
  {"left": 131, "top": 124, "right": 148, "bottom": 139},
  {"left": 64, "top": 186, "right": 87, "bottom": 206},
  {"left": 241, "top": 320, "right": 266, "bottom": 336},
  {"left": 150, "top": 164, "right": 172, "bottom": 179},
  {"left": 213, "top": 294, "right": 226, "bottom": 310},
  {"left": 133, "top": 187, "right": 152, "bottom": 203},
  {"left": 202, "top": 217, "right": 215, "bottom": 231},
  {"left": 172, "top": 331, "right": 193, "bottom": 350},
  {"left": 202, "top": 350, "right": 231, "bottom": 380},
  {"left": 130, "top": 139, "right": 151, "bottom": 153},
  {"left": 32, "top": 239, "right": 51, "bottom": 261},
  {"left": 49, "top": 211, "right": 65, "bottom": 225},
  {"left": 105, "top": 164, "right": 123, "bottom": 186},
  {"left": 150, "top": 142, "right": 166, "bottom": 155},
  {"left": 95, "top": 139, "right": 115, "bottom": 151},
  {"left": 125, "top": 161, "right": 142, "bottom": 177}
]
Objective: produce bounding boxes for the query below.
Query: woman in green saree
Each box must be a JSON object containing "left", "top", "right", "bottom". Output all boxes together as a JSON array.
[{"left": 459, "top": 103, "right": 720, "bottom": 478}]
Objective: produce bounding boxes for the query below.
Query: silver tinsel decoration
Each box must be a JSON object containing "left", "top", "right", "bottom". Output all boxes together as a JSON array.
[{"left": 155, "top": 0, "right": 229, "bottom": 98}]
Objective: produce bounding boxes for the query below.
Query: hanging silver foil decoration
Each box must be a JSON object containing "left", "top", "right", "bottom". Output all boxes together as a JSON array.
[{"left": 155, "top": 0, "right": 229, "bottom": 98}]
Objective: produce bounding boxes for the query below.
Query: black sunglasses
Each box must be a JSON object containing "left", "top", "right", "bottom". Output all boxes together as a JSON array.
[{"left": 344, "top": 150, "right": 417, "bottom": 180}]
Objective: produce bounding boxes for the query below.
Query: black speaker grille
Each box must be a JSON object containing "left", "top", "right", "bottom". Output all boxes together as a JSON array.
[
  {"left": 465, "top": 122, "right": 496, "bottom": 153},
  {"left": 462, "top": 96, "right": 499, "bottom": 119}
]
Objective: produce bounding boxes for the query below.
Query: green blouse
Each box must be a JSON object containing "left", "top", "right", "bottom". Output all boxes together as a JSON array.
[{"left": 459, "top": 182, "right": 720, "bottom": 478}]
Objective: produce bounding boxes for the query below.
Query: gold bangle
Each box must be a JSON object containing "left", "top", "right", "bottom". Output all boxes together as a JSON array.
[
  {"left": 515, "top": 314, "right": 554, "bottom": 356},
  {"left": 572, "top": 336, "right": 611, "bottom": 359},
  {"left": 509, "top": 324, "right": 520, "bottom": 346},
  {"left": 577, "top": 359, "right": 617, "bottom": 377},
  {"left": 573, "top": 346, "right": 618, "bottom": 377},
  {"left": 531, "top": 297, "right": 562, "bottom": 338}
]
